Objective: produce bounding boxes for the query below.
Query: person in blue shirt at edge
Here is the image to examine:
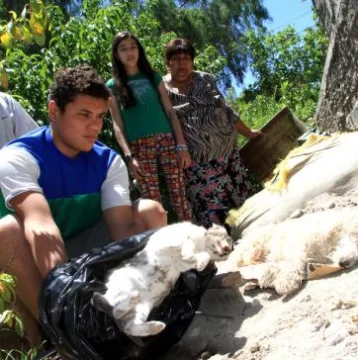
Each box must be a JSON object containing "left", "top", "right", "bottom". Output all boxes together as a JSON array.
[{"left": 0, "top": 65, "right": 167, "bottom": 347}]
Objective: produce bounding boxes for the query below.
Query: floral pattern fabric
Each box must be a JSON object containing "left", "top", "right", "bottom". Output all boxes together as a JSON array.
[{"left": 184, "top": 148, "right": 257, "bottom": 228}]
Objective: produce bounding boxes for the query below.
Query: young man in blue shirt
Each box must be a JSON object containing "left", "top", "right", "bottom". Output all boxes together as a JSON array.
[{"left": 0, "top": 65, "right": 166, "bottom": 345}]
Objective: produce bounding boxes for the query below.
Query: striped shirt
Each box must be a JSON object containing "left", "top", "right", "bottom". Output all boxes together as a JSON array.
[{"left": 163, "top": 71, "right": 239, "bottom": 163}]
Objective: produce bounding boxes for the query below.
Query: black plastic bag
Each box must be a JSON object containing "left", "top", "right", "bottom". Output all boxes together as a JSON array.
[{"left": 39, "top": 229, "right": 216, "bottom": 360}]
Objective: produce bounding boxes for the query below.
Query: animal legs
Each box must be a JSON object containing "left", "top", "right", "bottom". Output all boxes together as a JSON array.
[
  {"left": 194, "top": 252, "right": 211, "bottom": 271},
  {"left": 256, "top": 260, "right": 306, "bottom": 295},
  {"left": 122, "top": 303, "right": 166, "bottom": 337},
  {"left": 112, "top": 291, "right": 140, "bottom": 319}
]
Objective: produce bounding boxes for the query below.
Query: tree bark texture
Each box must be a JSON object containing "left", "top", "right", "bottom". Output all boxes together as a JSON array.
[{"left": 313, "top": 0, "right": 358, "bottom": 131}]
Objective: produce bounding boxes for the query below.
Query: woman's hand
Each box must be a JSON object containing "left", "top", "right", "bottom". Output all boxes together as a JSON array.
[
  {"left": 177, "top": 149, "right": 192, "bottom": 169},
  {"left": 235, "top": 119, "right": 263, "bottom": 140},
  {"left": 246, "top": 129, "right": 263, "bottom": 139},
  {"left": 128, "top": 157, "right": 145, "bottom": 180}
]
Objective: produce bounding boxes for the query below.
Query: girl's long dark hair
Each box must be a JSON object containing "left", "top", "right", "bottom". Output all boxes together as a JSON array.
[{"left": 111, "top": 32, "right": 157, "bottom": 108}]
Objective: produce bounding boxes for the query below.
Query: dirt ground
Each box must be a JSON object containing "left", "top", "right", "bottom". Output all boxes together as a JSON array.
[{"left": 161, "top": 263, "right": 358, "bottom": 360}]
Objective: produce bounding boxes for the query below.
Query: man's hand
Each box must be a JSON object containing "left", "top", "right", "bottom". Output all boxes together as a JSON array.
[
  {"left": 25, "top": 220, "right": 67, "bottom": 277},
  {"left": 10, "top": 191, "right": 67, "bottom": 277},
  {"left": 103, "top": 200, "right": 167, "bottom": 242}
]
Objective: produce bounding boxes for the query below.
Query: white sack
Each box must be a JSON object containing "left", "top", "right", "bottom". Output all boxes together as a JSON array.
[{"left": 228, "top": 132, "right": 358, "bottom": 239}]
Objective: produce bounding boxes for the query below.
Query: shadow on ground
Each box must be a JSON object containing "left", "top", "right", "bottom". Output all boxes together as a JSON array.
[{"left": 160, "top": 272, "right": 263, "bottom": 360}]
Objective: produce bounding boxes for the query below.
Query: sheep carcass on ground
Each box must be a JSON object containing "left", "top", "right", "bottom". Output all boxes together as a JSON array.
[
  {"left": 226, "top": 132, "right": 358, "bottom": 295},
  {"left": 229, "top": 208, "right": 358, "bottom": 295}
]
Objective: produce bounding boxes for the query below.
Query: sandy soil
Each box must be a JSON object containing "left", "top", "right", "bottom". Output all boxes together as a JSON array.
[{"left": 161, "top": 263, "right": 358, "bottom": 360}]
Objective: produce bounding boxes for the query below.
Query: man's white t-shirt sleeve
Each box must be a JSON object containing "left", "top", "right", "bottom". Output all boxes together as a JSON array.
[
  {"left": 11, "top": 97, "right": 39, "bottom": 137},
  {"left": 101, "top": 155, "right": 131, "bottom": 210},
  {"left": 0, "top": 147, "right": 131, "bottom": 211},
  {"left": 0, "top": 146, "right": 42, "bottom": 209}
]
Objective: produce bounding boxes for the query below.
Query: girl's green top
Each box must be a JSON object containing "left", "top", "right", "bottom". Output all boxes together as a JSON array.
[{"left": 106, "top": 72, "right": 172, "bottom": 143}]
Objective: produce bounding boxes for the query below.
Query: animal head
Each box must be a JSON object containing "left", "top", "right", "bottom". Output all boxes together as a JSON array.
[{"left": 205, "top": 224, "right": 233, "bottom": 261}]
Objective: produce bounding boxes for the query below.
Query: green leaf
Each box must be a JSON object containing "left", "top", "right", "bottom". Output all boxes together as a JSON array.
[
  {"left": 0, "top": 309, "right": 12, "bottom": 324},
  {"left": 5, "top": 311, "right": 14, "bottom": 328},
  {"left": 0, "top": 31, "right": 14, "bottom": 49},
  {"left": 21, "top": 5, "right": 29, "bottom": 18},
  {"left": 33, "top": 34, "right": 46, "bottom": 46},
  {"left": 29, "top": 0, "right": 44, "bottom": 14},
  {"left": 14, "top": 316, "right": 25, "bottom": 337},
  {"left": 21, "top": 25, "right": 34, "bottom": 44},
  {"left": 0, "top": 298, "right": 4, "bottom": 313},
  {"left": 0, "top": 274, "right": 17, "bottom": 286},
  {"left": 9, "top": 11, "right": 18, "bottom": 21},
  {"left": 30, "top": 14, "right": 47, "bottom": 36},
  {"left": 0, "top": 287, "right": 12, "bottom": 303}
]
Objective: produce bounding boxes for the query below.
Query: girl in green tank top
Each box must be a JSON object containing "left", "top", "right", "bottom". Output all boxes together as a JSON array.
[{"left": 107, "top": 31, "right": 192, "bottom": 222}]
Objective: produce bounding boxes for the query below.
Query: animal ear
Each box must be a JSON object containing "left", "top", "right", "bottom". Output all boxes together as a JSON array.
[
  {"left": 207, "top": 223, "right": 221, "bottom": 235},
  {"left": 92, "top": 292, "right": 113, "bottom": 314}
]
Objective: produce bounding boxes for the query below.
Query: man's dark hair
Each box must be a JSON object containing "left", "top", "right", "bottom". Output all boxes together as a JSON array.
[
  {"left": 164, "top": 38, "right": 196, "bottom": 64},
  {"left": 48, "top": 65, "right": 111, "bottom": 112}
]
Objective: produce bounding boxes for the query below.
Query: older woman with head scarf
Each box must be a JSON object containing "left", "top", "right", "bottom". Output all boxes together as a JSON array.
[{"left": 163, "top": 38, "right": 262, "bottom": 228}]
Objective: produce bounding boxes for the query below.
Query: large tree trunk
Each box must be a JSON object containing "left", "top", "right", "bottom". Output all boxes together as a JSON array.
[{"left": 313, "top": 0, "right": 358, "bottom": 131}]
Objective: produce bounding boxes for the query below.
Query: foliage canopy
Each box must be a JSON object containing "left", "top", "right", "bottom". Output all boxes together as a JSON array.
[
  {"left": 230, "top": 20, "right": 328, "bottom": 141},
  {"left": 0, "top": 0, "right": 328, "bottom": 145},
  {"left": 0, "top": 0, "right": 228, "bottom": 146}
]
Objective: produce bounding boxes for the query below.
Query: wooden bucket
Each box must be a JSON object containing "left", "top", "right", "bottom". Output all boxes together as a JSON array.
[{"left": 239, "top": 107, "right": 307, "bottom": 183}]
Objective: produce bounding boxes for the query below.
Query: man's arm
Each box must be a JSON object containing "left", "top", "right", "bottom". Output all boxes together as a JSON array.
[
  {"left": 101, "top": 155, "right": 144, "bottom": 241},
  {"left": 10, "top": 191, "right": 67, "bottom": 277},
  {"left": 0, "top": 146, "right": 66, "bottom": 277},
  {"left": 101, "top": 154, "right": 167, "bottom": 240}
]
